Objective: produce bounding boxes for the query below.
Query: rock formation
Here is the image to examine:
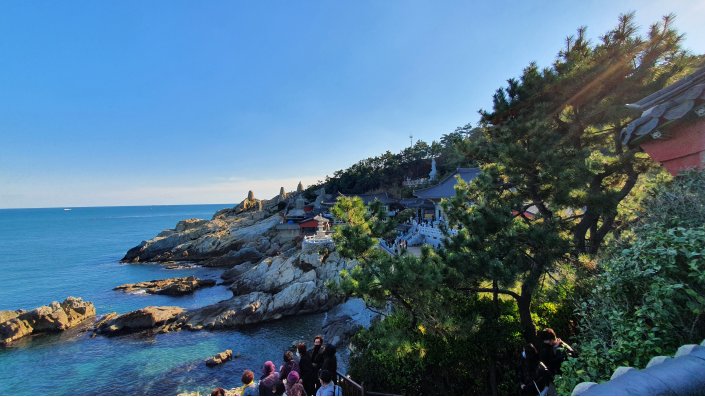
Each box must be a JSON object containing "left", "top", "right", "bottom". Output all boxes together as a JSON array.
[
  {"left": 122, "top": 195, "right": 295, "bottom": 265},
  {"left": 114, "top": 276, "right": 216, "bottom": 296},
  {"left": 0, "top": 297, "right": 96, "bottom": 346},
  {"left": 322, "top": 314, "right": 361, "bottom": 348},
  {"left": 205, "top": 349, "right": 233, "bottom": 367},
  {"left": 161, "top": 250, "right": 352, "bottom": 331},
  {"left": 119, "top": 189, "right": 354, "bottom": 333},
  {"left": 94, "top": 306, "right": 184, "bottom": 336}
]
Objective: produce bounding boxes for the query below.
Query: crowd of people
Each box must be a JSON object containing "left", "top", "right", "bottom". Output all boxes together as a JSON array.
[
  {"left": 210, "top": 328, "right": 571, "bottom": 396},
  {"left": 518, "top": 328, "right": 576, "bottom": 396},
  {"left": 211, "top": 335, "right": 342, "bottom": 396}
]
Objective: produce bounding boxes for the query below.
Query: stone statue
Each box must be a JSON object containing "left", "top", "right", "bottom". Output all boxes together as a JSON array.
[
  {"left": 295, "top": 195, "right": 305, "bottom": 210},
  {"left": 247, "top": 190, "right": 255, "bottom": 201},
  {"left": 314, "top": 187, "right": 326, "bottom": 210},
  {"left": 429, "top": 158, "right": 438, "bottom": 181}
]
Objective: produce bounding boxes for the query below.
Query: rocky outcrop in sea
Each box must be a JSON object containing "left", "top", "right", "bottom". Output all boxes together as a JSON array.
[
  {"left": 94, "top": 306, "right": 185, "bottom": 336},
  {"left": 0, "top": 297, "right": 96, "bottom": 346},
  {"left": 118, "top": 190, "right": 355, "bottom": 333},
  {"left": 168, "top": 250, "right": 351, "bottom": 331},
  {"left": 114, "top": 276, "right": 216, "bottom": 296}
]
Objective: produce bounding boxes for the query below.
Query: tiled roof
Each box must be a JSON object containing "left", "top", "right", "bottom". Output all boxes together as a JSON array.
[
  {"left": 620, "top": 66, "right": 705, "bottom": 147},
  {"left": 352, "top": 192, "right": 397, "bottom": 205},
  {"left": 413, "top": 168, "right": 481, "bottom": 200},
  {"left": 572, "top": 339, "right": 705, "bottom": 396},
  {"left": 398, "top": 198, "right": 435, "bottom": 209}
]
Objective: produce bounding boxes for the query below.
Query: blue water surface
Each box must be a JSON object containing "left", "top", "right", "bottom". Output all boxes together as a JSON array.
[{"left": 0, "top": 205, "right": 329, "bottom": 395}]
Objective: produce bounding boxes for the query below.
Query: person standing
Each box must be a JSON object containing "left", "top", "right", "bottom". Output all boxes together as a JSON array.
[
  {"left": 240, "top": 370, "right": 258, "bottom": 396},
  {"left": 280, "top": 350, "right": 300, "bottom": 382},
  {"left": 538, "top": 328, "right": 575, "bottom": 376},
  {"left": 296, "top": 343, "right": 316, "bottom": 396},
  {"left": 259, "top": 361, "right": 280, "bottom": 396},
  {"left": 285, "top": 371, "right": 306, "bottom": 396},
  {"left": 320, "top": 344, "right": 338, "bottom": 379},
  {"left": 518, "top": 344, "right": 551, "bottom": 395},
  {"left": 311, "top": 336, "right": 325, "bottom": 391},
  {"left": 315, "top": 370, "right": 342, "bottom": 396}
]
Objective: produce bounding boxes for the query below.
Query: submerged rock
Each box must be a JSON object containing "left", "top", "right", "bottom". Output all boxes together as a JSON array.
[
  {"left": 95, "top": 306, "right": 184, "bottom": 336},
  {"left": 205, "top": 349, "right": 233, "bottom": 367},
  {"left": 0, "top": 297, "right": 96, "bottom": 346},
  {"left": 114, "top": 276, "right": 216, "bottom": 296}
]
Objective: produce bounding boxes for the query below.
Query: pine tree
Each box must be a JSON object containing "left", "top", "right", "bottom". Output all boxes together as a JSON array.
[{"left": 443, "top": 13, "right": 701, "bottom": 340}]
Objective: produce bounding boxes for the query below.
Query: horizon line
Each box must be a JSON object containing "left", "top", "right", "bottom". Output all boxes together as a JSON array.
[{"left": 0, "top": 202, "right": 237, "bottom": 211}]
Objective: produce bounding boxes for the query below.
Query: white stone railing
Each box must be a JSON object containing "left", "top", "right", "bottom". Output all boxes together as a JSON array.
[{"left": 302, "top": 233, "right": 335, "bottom": 252}]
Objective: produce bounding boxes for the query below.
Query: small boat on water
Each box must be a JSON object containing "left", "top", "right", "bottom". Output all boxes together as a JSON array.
[{"left": 63, "top": 208, "right": 72, "bottom": 211}]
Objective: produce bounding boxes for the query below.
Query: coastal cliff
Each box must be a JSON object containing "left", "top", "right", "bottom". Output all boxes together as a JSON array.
[{"left": 119, "top": 191, "right": 354, "bottom": 332}]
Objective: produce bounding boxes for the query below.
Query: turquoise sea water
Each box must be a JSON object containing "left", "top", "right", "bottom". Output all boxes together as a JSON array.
[{"left": 0, "top": 205, "right": 329, "bottom": 395}]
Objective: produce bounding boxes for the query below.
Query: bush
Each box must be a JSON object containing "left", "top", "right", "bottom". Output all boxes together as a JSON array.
[
  {"left": 556, "top": 171, "right": 705, "bottom": 394},
  {"left": 349, "top": 298, "right": 523, "bottom": 395}
]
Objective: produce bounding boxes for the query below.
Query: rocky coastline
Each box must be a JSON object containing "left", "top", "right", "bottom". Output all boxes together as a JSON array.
[
  {"left": 116, "top": 189, "right": 358, "bottom": 335},
  {"left": 0, "top": 297, "right": 96, "bottom": 346},
  {"left": 114, "top": 276, "right": 216, "bottom": 296},
  {"left": 1, "top": 189, "right": 369, "bottom": 352}
]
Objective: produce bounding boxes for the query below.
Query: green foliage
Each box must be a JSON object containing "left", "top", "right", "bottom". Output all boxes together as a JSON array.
[
  {"left": 440, "top": 12, "right": 700, "bottom": 341},
  {"left": 556, "top": 171, "right": 705, "bottom": 394},
  {"left": 329, "top": 12, "right": 702, "bottom": 396},
  {"left": 349, "top": 298, "right": 523, "bottom": 395},
  {"left": 637, "top": 169, "right": 705, "bottom": 229},
  {"left": 310, "top": 130, "right": 475, "bottom": 196},
  {"left": 556, "top": 225, "right": 705, "bottom": 394},
  {"left": 331, "top": 196, "right": 448, "bottom": 325}
]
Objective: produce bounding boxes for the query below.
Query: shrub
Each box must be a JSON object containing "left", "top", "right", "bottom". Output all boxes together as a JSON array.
[{"left": 556, "top": 171, "right": 705, "bottom": 394}]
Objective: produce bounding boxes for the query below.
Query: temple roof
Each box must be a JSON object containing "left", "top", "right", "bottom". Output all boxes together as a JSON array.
[
  {"left": 413, "top": 168, "right": 481, "bottom": 200},
  {"left": 351, "top": 192, "right": 397, "bottom": 205},
  {"left": 398, "top": 198, "right": 435, "bottom": 209},
  {"left": 572, "top": 340, "right": 705, "bottom": 396},
  {"left": 620, "top": 65, "right": 705, "bottom": 147}
]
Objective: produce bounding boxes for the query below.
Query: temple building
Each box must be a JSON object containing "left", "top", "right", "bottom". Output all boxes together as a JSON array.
[
  {"left": 413, "top": 167, "right": 481, "bottom": 220},
  {"left": 302, "top": 214, "right": 334, "bottom": 252},
  {"left": 620, "top": 65, "right": 705, "bottom": 175}
]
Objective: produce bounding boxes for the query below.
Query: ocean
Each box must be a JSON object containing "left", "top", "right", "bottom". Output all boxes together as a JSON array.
[{"left": 0, "top": 205, "right": 335, "bottom": 395}]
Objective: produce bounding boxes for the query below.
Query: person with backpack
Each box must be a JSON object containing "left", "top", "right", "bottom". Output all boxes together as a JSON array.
[
  {"left": 518, "top": 343, "right": 552, "bottom": 396},
  {"left": 315, "top": 370, "right": 342, "bottom": 396},
  {"left": 538, "top": 328, "right": 575, "bottom": 376}
]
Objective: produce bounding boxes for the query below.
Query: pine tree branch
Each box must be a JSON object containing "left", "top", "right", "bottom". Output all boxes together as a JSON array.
[{"left": 461, "top": 287, "right": 521, "bottom": 301}]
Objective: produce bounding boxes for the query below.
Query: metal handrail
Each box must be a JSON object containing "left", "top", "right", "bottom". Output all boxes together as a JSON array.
[
  {"left": 335, "top": 371, "right": 364, "bottom": 395},
  {"left": 335, "top": 372, "right": 398, "bottom": 396}
]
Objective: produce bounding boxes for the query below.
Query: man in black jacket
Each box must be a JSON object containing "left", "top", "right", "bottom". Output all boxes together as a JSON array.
[
  {"left": 538, "top": 328, "right": 575, "bottom": 376},
  {"left": 311, "top": 336, "right": 326, "bottom": 391},
  {"left": 297, "top": 342, "right": 316, "bottom": 396}
]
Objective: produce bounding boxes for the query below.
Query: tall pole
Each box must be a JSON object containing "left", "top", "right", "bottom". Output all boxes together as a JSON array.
[{"left": 409, "top": 134, "right": 413, "bottom": 147}]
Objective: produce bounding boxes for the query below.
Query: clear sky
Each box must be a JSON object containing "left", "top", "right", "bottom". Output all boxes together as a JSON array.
[{"left": 1, "top": 1, "right": 704, "bottom": 208}]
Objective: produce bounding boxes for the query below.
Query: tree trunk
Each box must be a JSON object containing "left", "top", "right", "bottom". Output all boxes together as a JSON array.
[
  {"left": 518, "top": 269, "right": 541, "bottom": 342},
  {"left": 517, "top": 292, "right": 536, "bottom": 342},
  {"left": 488, "top": 279, "right": 499, "bottom": 395}
]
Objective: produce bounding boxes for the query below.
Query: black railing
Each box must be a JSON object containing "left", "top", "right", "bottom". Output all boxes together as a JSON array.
[
  {"left": 335, "top": 372, "right": 397, "bottom": 396},
  {"left": 336, "top": 371, "right": 364, "bottom": 396}
]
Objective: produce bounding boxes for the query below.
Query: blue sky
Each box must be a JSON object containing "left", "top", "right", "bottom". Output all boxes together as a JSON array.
[{"left": 1, "top": 1, "right": 704, "bottom": 208}]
